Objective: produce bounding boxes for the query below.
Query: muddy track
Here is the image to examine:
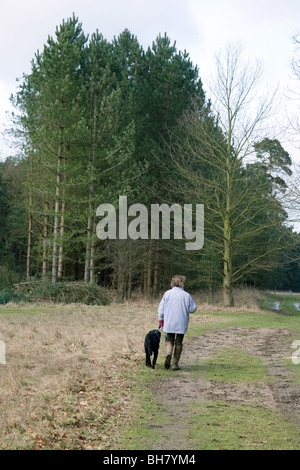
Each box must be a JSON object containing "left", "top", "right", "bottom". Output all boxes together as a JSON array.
[{"left": 149, "top": 327, "right": 300, "bottom": 450}]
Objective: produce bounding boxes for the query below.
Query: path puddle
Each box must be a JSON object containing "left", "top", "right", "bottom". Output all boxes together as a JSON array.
[{"left": 269, "top": 301, "right": 280, "bottom": 311}]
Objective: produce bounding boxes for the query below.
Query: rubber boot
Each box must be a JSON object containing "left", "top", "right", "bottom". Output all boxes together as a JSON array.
[
  {"left": 172, "top": 345, "right": 182, "bottom": 370},
  {"left": 164, "top": 341, "right": 173, "bottom": 369}
]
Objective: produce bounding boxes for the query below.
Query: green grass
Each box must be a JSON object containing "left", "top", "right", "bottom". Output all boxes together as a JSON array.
[
  {"left": 187, "top": 309, "right": 300, "bottom": 338},
  {"left": 118, "top": 356, "right": 300, "bottom": 450},
  {"left": 202, "top": 349, "right": 271, "bottom": 383},
  {"left": 115, "top": 297, "right": 300, "bottom": 450},
  {"left": 188, "top": 400, "right": 300, "bottom": 450},
  {"left": 0, "top": 305, "right": 55, "bottom": 316},
  {"left": 114, "top": 366, "right": 168, "bottom": 450}
]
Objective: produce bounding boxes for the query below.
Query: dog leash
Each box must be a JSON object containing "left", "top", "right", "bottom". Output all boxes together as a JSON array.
[{"left": 158, "top": 326, "right": 167, "bottom": 342}]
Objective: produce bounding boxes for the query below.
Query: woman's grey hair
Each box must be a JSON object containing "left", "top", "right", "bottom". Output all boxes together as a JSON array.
[{"left": 171, "top": 275, "right": 186, "bottom": 288}]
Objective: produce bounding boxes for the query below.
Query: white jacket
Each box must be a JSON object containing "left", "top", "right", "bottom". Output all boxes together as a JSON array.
[{"left": 158, "top": 286, "right": 197, "bottom": 334}]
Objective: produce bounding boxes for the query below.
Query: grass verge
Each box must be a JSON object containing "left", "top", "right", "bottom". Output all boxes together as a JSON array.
[{"left": 188, "top": 400, "right": 299, "bottom": 450}]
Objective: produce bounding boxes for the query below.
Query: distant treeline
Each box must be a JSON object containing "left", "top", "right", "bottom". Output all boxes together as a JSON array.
[{"left": 1, "top": 14, "right": 300, "bottom": 305}]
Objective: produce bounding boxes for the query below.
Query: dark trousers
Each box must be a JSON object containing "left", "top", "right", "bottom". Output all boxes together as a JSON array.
[{"left": 166, "top": 333, "right": 184, "bottom": 346}]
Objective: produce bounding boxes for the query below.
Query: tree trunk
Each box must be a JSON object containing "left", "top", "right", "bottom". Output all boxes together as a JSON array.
[
  {"left": 222, "top": 115, "right": 234, "bottom": 307},
  {"left": 89, "top": 220, "right": 96, "bottom": 284},
  {"left": 222, "top": 209, "right": 234, "bottom": 307},
  {"left": 117, "top": 261, "right": 124, "bottom": 301},
  {"left": 58, "top": 192, "right": 65, "bottom": 279},
  {"left": 142, "top": 249, "right": 147, "bottom": 295},
  {"left": 146, "top": 239, "right": 153, "bottom": 299},
  {"left": 84, "top": 184, "right": 93, "bottom": 282},
  {"left": 58, "top": 160, "right": 65, "bottom": 280},
  {"left": 42, "top": 202, "right": 49, "bottom": 277},
  {"left": 84, "top": 94, "right": 97, "bottom": 283},
  {"left": 26, "top": 192, "right": 33, "bottom": 280},
  {"left": 127, "top": 239, "right": 132, "bottom": 299},
  {"left": 222, "top": 277, "right": 234, "bottom": 307},
  {"left": 52, "top": 145, "right": 62, "bottom": 284},
  {"left": 153, "top": 241, "right": 159, "bottom": 299}
]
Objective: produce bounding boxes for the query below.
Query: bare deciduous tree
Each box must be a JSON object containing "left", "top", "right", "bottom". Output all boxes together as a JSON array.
[{"left": 169, "top": 42, "right": 288, "bottom": 307}]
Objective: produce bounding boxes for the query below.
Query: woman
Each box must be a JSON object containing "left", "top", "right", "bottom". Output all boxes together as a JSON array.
[{"left": 158, "top": 275, "right": 197, "bottom": 370}]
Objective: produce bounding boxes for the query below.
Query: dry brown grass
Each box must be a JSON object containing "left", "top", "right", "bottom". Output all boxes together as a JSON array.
[
  {"left": 0, "top": 288, "right": 265, "bottom": 449},
  {"left": 192, "top": 286, "right": 266, "bottom": 313},
  {"left": 0, "top": 301, "right": 158, "bottom": 449}
]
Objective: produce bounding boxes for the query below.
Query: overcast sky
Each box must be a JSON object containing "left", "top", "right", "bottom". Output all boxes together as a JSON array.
[{"left": 1, "top": 0, "right": 300, "bottom": 164}]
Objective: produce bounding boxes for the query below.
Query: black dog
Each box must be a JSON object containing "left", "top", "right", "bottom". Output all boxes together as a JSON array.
[{"left": 144, "top": 329, "right": 161, "bottom": 369}]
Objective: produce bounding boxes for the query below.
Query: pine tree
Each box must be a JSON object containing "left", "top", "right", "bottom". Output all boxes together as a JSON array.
[
  {"left": 138, "top": 34, "right": 206, "bottom": 297},
  {"left": 82, "top": 31, "right": 137, "bottom": 284},
  {"left": 13, "top": 15, "right": 88, "bottom": 283}
]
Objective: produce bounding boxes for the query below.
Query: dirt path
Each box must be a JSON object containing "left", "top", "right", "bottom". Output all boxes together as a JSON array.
[{"left": 148, "top": 327, "right": 300, "bottom": 450}]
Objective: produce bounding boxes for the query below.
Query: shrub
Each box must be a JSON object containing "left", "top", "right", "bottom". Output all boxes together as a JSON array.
[
  {"left": 0, "top": 265, "right": 21, "bottom": 290},
  {"left": 0, "top": 289, "right": 13, "bottom": 305},
  {"left": 14, "top": 280, "right": 111, "bottom": 305}
]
